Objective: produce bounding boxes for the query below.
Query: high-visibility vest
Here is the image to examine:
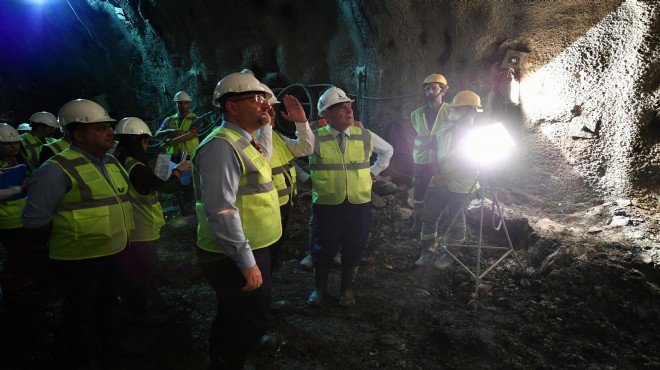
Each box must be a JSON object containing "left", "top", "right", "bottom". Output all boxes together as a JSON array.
[
  {"left": 164, "top": 113, "right": 200, "bottom": 155},
  {"left": 433, "top": 125, "right": 480, "bottom": 194},
  {"left": 193, "top": 127, "right": 281, "bottom": 253},
  {"left": 43, "top": 138, "right": 70, "bottom": 156},
  {"left": 0, "top": 159, "right": 25, "bottom": 229},
  {"left": 309, "top": 126, "right": 373, "bottom": 205},
  {"left": 270, "top": 133, "right": 296, "bottom": 206},
  {"left": 124, "top": 156, "right": 165, "bottom": 242},
  {"left": 309, "top": 119, "right": 363, "bottom": 131},
  {"left": 20, "top": 132, "right": 45, "bottom": 169},
  {"left": 410, "top": 103, "right": 449, "bottom": 164},
  {"left": 47, "top": 149, "right": 134, "bottom": 260}
]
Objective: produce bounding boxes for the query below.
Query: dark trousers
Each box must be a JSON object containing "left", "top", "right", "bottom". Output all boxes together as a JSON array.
[
  {"left": 57, "top": 251, "right": 124, "bottom": 351},
  {"left": 197, "top": 247, "right": 272, "bottom": 362},
  {"left": 0, "top": 227, "right": 33, "bottom": 295},
  {"left": 413, "top": 163, "right": 433, "bottom": 202},
  {"left": 311, "top": 201, "right": 372, "bottom": 269},
  {"left": 421, "top": 186, "right": 470, "bottom": 242},
  {"left": 269, "top": 202, "right": 291, "bottom": 269},
  {"left": 116, "top": 240, "right": 159, "bottom": 315}
]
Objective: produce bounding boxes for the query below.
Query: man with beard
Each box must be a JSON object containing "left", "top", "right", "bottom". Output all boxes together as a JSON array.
[
  {"left": 22, "top": 99, "right": 134, "bottom": 368},
  {"left": 400, "top": 74, "right": 451, "bottom": 244},
  {"left": 192, "top": 71, "right": 281, "bottom": 369}
]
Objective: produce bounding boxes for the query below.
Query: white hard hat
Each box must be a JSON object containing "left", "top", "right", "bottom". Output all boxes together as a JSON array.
[
  {"left": 0, "top": 124, "right": 22, "bottom": 143},
  {"left": 173, "top": 91, "right": 191, "bottom": 102},
  {"left": 58, "top": 99, "right": 116, "bottom": 126},
  {"left": 261, "top": 84, "right": 280, "bottom": 105},
  {"left": 29, "top": 111, "right": 58, "bottom": 128},
  {"left": 317, "top": 87, "right": 354, "bottom": 117},
  {"left": 17, "top": 123, "right": 32, "bottom": 132},
  {"left": 114, "top": 117, "right": 153, "bottom": 136},
  {"left": 212, "top": 71, "right": 271, "bottom": 108}
]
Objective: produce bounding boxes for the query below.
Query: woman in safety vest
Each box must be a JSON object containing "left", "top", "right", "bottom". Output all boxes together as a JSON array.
[
  {"left": 113, "top": 117, "right": 190, "bottom": 324},
  {"left": 0, "top": 123, "right": 33, "bottom": 300}
]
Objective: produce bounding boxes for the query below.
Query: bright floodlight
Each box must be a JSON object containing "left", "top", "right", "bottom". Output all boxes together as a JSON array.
[{"left": 461, "top": 122, "right": 516, "bottom": 166}]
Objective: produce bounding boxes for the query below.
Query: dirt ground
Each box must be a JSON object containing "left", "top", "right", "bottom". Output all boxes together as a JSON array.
[{"left": 1, "top": 178, "right": 659, "bottom": 369}]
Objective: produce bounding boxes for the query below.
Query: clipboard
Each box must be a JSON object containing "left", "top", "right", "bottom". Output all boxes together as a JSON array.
[{"left": 0, "top": 164, "right": 28, "bottom": 200}]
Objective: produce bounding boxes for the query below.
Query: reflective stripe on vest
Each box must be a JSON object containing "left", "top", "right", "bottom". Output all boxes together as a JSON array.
[
  {"left": 44, "top": 138, "right": 70, "bottom": 155},
  {"left": 193, "top": 127, "right": 281, "bottom": 253},
  {"left": 309, "top": 126, "right": 373, "bottom": 205},
  {"left": 47, "top": 150, "right": 134, "bottom": 260},
  {"left": 125, "top": 157, "right": 165, "bottom": 242},
  {"left": 270, "top": 133, "right": 296, "bottom": 206},
  {"left": 165, "top": 113, "right": 200, "bottom": 156},
  {"left": 410, "top": 103, "right": 449, "bottom": 164},
  {"left": 20, "top": 132, "right": 44, "bottom": 168}
]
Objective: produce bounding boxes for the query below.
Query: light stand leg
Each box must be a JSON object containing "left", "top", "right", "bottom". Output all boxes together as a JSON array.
[{"left": 437, "top": 172, "right": 525, "bottom": 317}]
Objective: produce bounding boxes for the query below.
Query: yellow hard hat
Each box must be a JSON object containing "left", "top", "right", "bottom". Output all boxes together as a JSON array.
[
  {"left": 451, "top": 91, "right": 483, "bottom": 112},
  {"left": 423, "top": 73, "right": 448, "bottom": 89}
]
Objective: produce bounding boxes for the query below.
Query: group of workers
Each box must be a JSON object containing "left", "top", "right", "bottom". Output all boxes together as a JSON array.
[{"left": 0, "top": 68, "right": 483, "bottom": 369}]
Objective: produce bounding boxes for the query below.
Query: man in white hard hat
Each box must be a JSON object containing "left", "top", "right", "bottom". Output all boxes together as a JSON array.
[
  {"left": 193, "top": 71, "right": 281, "bottom": 369},
  {"left": 155, "top": 91, "right": 201, "bottom": 217},
  {"left": 20, "top": 111, "right": 58, "bottom": 170},
  {"left": 306, "top": 86, "right": 393, "bottom": 308},
  {"left": 155, "top": 90, "right": 202, "bottom": 162},
  {"left": 414, "top": 90, "right": 482, "bottom": 269},
  {"left": 399, "top": 73, "right": 451, "bottom": 239},
  {"left": 22, "top": 99, "right": 134, "bottom": 368}
]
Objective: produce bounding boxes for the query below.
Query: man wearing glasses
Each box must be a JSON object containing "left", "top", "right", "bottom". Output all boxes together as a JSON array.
[
  {"left": 415, "top": 90, "right": 483, "bottom": 270},
  {"left": 401, "top": 74, "right": 451, "bottom": 246},
  {"left": 192, "top": 71, "right": 281, "bottom": 369}
]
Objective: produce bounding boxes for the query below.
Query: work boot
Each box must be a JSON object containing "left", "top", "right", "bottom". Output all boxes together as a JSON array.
[
  {"left": 307, "top": 267, "right": 329, "bottom": 308},
  {"left": 338, "top": 266, "right": 358, "bottom": 307},
  {"left": 299, "top": 253, "right": 313, "bottom": 270},
  {"left": 66, "top": 325, "right": 102, "bottom": 370},
  {"left": 300, "top": 224, "right": 316, "bottom": 271},
  {"left": 270, "top": 300, "right": 293, "bottom": 312},
  {"left": 433, "top": 252, "right": 455, "bottom": 270},
  {"left": 332, "top": 252, "right": 342, "bottom": 267},
  {"left": 434, "top": 238, "right": 463, "bottom": 270},
  {"left": 414, "top": 238, "right": 437, "bottom": 267},
  {"left": 209, "top": 352, "right": 247, "bottom": 370},
  {"left": 398, "top": 203, "right": 424, "bottom": 239}
]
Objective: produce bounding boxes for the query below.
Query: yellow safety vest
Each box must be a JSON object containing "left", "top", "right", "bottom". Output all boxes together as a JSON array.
[
  {"left": 193, "top": 127, "right": 281, "bottom": 253},
  {"left": 124, "top": 157, "right": 165, "bottom": 242},
  {"left": 309, "top": 126, "right": 373, "bottom": 205},
  {"left": 270, "top": 133, "right": 296, "bottom": 206},
  {"left": 165, "top": 113, "right": 200, "bottom": 156},
  {"left": 20, "top": 132, "right": 44, "bottom": 169},
  {"left": 410, "top": 103, "right": 450, "bottom": 164},
  {"left": 47, "top": 149, "right": 134, "bottom": 260},
  {"left": 433, "top": 125, "right": 480, "bottom": 194},
  {"left": 0, "top": 160, "right": 26, "bottom": 229},
  {"left": 43, "top": 138, "right": 70, "bottom": 156}
]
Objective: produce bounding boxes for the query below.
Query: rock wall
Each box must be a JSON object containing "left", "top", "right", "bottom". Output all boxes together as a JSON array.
[{"left": 0, "top": 0, "right": 657, "bottom": 204}]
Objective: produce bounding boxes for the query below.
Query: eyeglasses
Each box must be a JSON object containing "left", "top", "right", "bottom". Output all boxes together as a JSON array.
[{"left": 228, "top": 94, "right": 268, "bottom": 104}]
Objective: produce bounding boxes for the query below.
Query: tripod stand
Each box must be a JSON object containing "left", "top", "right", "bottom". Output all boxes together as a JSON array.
[{"left": 437, "top": 171, "right": 525, "bottom": 316}]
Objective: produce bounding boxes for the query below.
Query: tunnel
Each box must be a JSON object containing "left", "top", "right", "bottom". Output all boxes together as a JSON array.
[{"left": 0, "top": 0, "right": 659, "bottom": 369}]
